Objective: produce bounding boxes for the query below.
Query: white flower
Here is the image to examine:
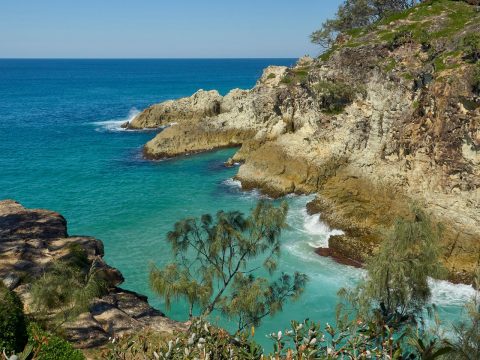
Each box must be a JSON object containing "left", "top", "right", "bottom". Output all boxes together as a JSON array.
[
  {"left": 153, "top": 351, "right": 160, "bottom": 359},
  {"left": 327, "top": 347, "right": 333, "bottom": 355},
  {"left": 188, "top": 333, "right": 196, "bottom": 345},
  {"left": 296, "top": 324, "right": 303, "bottom": 331},
  {"left": 277, "top": 331, "right": 282, "bottom": 340},
  {"left": 309, "top": 338, "right": 317, "bottom": 345}
]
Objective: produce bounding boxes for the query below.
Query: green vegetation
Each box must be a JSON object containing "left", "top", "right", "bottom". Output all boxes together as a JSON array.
[
  {"left": 26, "top": 323, "right": 85, "bottom": 360},
  {"left": 30, "top": 259, "right": 106, "bottom": 329},
  {"left": 472, "top": 64, "right": 480, "bottom": 95},
  {"left": 266, "top": 73, "right": 276, "bottom": 79},
  {"left": 310, "top": 0, "right": 419, "bottom": 49},
  {"left": 463, "top": 34, "right": 480, "bottom": 63},
  {"left": 0, "top": 284, "right": 28, "bottom": 354},
  {"left": 150, "top": 201, "right": 308, "bottom": 331},
  {"left": 449, "top": 268, "right": 480, "bottom": 360},
  {"left": 388, "top": 29, "right": 414, "bottom": 51},
  {"left": 280, "top": 67, "right": 310, "bottom": 86},
  {"left": 0, "top": 287, "right": 85, "bottom": 360},
  {"left": 101, "top": 203, "right": 480, "bottom": 359},
  {"left": 314, "top": 80, "right": 361, "bottom": 114},
  {"left": 340, "top": 207, "right": 444, "bottom": 327}
]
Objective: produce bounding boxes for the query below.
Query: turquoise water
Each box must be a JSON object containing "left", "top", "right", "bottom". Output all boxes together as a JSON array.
[{"left": 0, "top": 59, "right": 474, "bottom": 349}]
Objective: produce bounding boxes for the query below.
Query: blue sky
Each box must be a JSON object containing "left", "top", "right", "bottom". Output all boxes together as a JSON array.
[{"left": 0, "top": 0, "right": 342, "bottom": 58}]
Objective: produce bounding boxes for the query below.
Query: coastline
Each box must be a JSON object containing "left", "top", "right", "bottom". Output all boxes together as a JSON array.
[{"left": 121, "top": 47, "right": 479, "bottom": 284}]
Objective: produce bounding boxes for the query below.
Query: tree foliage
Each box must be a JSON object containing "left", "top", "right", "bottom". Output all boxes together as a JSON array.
[
  {"left": 311, "top": 0, "right": 418, "bottom": 48},
  {"left": 338, "top": 206, "right": 444, "bottom": 328},
  {"left": 150, "top": 201, "right": 308, "bottom": 331},
  {"left": 448, "top": 268, "right": 480, "bottom": 360}
]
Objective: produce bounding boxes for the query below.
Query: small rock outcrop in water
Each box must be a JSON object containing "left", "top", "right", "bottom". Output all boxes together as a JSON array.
[
  {"left": 125, "top": 2, "right": 480, "bottom": 283},
  {"left": 0, "top": 200, "right": 185, "bottom": 348}
]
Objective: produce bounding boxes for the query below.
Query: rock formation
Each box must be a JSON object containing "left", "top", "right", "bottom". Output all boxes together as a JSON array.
[
  {"left": 0, "top": 200, "right": 185, "bottom": 348},
  {"left": 124, "top": 2, "right": 480, "bottom": 283}
]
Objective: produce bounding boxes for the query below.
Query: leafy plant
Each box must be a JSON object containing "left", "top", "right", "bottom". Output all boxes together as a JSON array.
[
  {"left": 0, "top": 284, "right": 28, "bottom": 354},
  {"left": 26, "top": 323, "right": 84, "bottom": 360},
  {"left": 150, "top": 201, "right": 308, "bottom": 331}
]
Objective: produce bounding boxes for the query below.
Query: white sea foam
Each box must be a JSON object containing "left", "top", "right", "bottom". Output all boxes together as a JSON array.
[
  {"left": 92, "top": 108, "right": 140, "bottom": 132},
  {"left": 429, "top": 278, "right": 476, "bottom": 307},
  {"left": 221, "top": 178, "right": 270, "bottom": 199},
  {"left": 222, "top": 178, "right": 242, "bottom": 189}
]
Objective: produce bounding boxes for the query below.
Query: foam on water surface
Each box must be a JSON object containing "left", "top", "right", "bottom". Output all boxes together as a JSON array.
[{"left": 92, "top": 108, "right": 140, "bottom": 132}]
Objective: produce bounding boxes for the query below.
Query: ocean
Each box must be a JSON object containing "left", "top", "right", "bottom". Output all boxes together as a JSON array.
[{"left": 0, "top": 59, "right": 474, "bottom": 349}]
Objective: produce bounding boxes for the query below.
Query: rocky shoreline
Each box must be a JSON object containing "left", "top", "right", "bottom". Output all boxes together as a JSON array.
[
  {"left": 123, "top": 4, "right": 480, "bottom": 284},
  {"left": 0, "top": 200, "right": 185, "bottom": 349}
]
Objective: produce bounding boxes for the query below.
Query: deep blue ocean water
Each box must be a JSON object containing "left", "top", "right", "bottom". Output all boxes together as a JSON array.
[{"left": 0, "top": 59, "right": 474, "bottom": 349}]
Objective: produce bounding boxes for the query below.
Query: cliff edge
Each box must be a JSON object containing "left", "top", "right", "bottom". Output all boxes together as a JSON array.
[{"left": 0, "top": 200, "right": 185, "bottom": 348}]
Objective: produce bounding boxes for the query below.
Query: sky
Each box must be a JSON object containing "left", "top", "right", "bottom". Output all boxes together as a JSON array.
[{"left": 0, "top": 0, "right": 343, "bottom": 58}]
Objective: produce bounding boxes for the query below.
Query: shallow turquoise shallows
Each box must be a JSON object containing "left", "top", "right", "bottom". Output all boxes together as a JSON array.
[{"left": 0, "top": 59, "right": 474, "bottom": 349}]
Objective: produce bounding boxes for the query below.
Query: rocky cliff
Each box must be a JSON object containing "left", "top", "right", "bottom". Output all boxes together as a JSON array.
[
  {"left": 0, "top": 200, "right": 184, "bottom": 348},
  {"left": 125, "top": 1, "right": 479, "bottom": 283}
]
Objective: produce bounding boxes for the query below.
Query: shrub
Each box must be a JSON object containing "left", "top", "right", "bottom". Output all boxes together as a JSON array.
[
  {"left": 27, "top": 323, "right": 84, "bottom": 360},
  {"left": 104, "top": 319, "right": 261, "bottom": 360},
  {"left": 472, "top": 64, "right": 480, "bottom": 95},
  {"left": 280, "top": 68, "right": 309, "bottom": 86},
  {"left": 388, "top": 29, "right": 414, "bottom": 51},
  {"left": 463, "top": 33, "right": 480, "bottom": 63},
  {"left": 0, "top": 283, "right": 28, "bottom": 354},
  {"left": 314, "top": 80, "right": 359, "bottom": 114}
]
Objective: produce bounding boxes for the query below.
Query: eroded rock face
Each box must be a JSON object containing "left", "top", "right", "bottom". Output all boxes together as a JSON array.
[
  {"left": 125, "top": 6, "right": 480, "bottom": 283},
  {"left": 0, "top": 200, "right": 185, "bottom": 348}
]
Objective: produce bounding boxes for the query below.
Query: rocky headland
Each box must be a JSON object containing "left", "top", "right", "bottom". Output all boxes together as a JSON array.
[
  {"left": 124, "top": 1, "right": 480, "bottom": 284},
  {"left": 0, "top": 200, "right": 185, "bottom": 349}
]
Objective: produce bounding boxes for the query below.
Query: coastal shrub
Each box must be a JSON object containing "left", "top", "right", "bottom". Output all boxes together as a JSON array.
[
  {"left": 313, "top": 80, "right": 359, "bottom": 114},
  {"left": 266, "top": 73, "right": 276, "bottom": 79},
  {"left": 388, "top": 29, "right": 414, "bottom": 50},
  {"left": 463, "top": 34, "right": 480, "bottom": 63},
  {"left": 30, "top": 260, "right": 106, "bottom": 329},
  {"left": 27, "top": 323, "right": 84, "bottom": 360},
  {"left": 280, "top": 68, "right": 309, "bottom": 86},
  {"left": 472, "top": 64, "right": 480, "bottom": 95},
  {"left": 150, "top": 201, "right": 308, "bottom": 331},
  {"left": 0, "top": 283, "right": 28, "bottom": 354}
]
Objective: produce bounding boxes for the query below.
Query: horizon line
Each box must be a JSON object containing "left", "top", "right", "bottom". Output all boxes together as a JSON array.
[{"left": 0, "top": 57, "right": 300, "bottom": 60}]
